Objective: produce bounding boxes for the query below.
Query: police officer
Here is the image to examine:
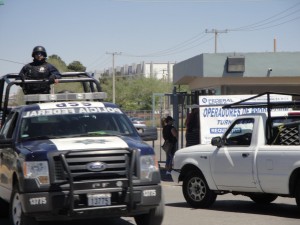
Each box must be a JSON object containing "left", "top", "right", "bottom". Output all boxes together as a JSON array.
[{"left": 19, "top": 46, "right": 61, "bottom": 94}]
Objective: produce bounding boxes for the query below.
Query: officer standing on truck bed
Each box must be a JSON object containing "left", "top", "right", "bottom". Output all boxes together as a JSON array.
[{"left": 19, "top": 46, "right": 61, "bottom": 94}]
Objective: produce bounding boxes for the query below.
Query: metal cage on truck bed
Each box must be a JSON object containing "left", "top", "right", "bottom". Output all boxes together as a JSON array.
[
  {"left": 0, "top": 72, "right": 104, "bottom": 126},
  {"left": 222, "top": 91, "right": 300, "bottom": 145}
]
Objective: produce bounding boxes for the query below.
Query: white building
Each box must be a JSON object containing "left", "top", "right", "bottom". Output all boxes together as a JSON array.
[{"left": 98, "top": 62, "right": 175, "bottom": 81}]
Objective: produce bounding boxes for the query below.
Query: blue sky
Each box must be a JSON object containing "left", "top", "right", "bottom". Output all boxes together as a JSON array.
[{"left": 0, "top": 0, "right": 299, "bottom": 74}]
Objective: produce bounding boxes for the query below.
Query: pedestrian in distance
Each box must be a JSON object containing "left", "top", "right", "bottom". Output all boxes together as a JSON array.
[
  {"left": 162, "top": 116, "right": 178, "bottom": 175},
  {"left": 185, "top": 104, "right": 200, "bottom": 147},
  {"left": 18, "top": 46, "right": 61, "bottom": 94}
]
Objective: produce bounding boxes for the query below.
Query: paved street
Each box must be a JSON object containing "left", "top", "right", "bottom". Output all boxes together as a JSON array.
[
  {"left": 1, "top": 169, "right": 299, "bottom": 225},
  {"left": 159, "top": 172, "right": 300, "bottom": 225}
]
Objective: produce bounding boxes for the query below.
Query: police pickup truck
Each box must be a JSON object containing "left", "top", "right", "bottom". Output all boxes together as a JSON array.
[
  {"left": 0, "top": 73, "right": 164, "bottom": 225},
  {"left": 172, "top": 92, "right": 300, "bottom": 210}
]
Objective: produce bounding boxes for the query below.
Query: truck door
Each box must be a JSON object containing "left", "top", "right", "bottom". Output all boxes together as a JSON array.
[
  {"left": 0, "top": 111, "right": 18, "bottom": 197},
  {"left": 211, "top": 118, "right": 257, "bottom": 191}
]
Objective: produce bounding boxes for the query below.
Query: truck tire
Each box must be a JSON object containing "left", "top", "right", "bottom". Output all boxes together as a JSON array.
[
  {"left": 182, "top": 171, "right": 216, "bottom": 208},
  {"left": 134, "top": 192, "right": 165, "bottom": 225},
  {"left": 9, "top": 184, "right": 39, "bottom": 225},
  {"left": 249, "top": 194, "right": 278, "bottom": 204},
  {"left": 295, "top": 180, "right": 300, "bottom": 208},
  {"left": 0, "top": 197, "right": 9, "bottom": 217}
]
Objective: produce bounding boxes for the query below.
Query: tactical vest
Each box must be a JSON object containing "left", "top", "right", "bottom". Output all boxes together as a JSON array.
[
  {"left": 24, "top": 63, "right": 51, "bottom": 80},
  {"left": 23, "top": 62, "right": 51, "bottom": 94}
]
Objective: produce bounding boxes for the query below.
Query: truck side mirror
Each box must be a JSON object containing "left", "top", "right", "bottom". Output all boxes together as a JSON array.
[
  {"left": 211, "top": 136, "right": 223, "bottom": 148},
  {"left": 139, "top": 126, "right": 158, "bottom": 141}
]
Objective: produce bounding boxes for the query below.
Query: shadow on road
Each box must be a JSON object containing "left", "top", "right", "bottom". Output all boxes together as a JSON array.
[
  {"left": 0, "top": 217, "right": 135, "bottom": 225},
  {"left": 166, "top": 199, "right": 300, "bottom": 219},
  {"left": 44, "top": 217, "right": 135, "bottom": 225}
]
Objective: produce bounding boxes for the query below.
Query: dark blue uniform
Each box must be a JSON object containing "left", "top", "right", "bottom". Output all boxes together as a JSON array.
[{"left": 19, "top": 61, "right": 61, "bottom": 94}]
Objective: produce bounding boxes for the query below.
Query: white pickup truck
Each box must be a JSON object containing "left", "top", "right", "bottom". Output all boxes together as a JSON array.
[{"left": 172, "top": 93, "right": 300, "bottom": 209}]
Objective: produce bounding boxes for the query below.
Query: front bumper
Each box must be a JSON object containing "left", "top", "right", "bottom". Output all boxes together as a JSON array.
[{"left": 20, "top": 184, "right": 162, "bottom": 221}]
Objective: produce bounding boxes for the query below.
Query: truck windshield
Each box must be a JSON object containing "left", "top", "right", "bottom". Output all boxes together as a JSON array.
[{"left": 19, "top": 112, "right": 137, "bottom": 140}]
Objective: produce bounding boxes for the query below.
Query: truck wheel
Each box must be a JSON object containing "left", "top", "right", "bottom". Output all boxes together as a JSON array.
[
  {"left": 9, "top": 185, "right": 39, "bottom": 225},
  {"left": 134, "top": 192, "right": 165, "bottom": 225},
  {"left": 295, "top": 181, "right": 300, "bottom": 208},
  {"left": 182, "top": 171, "right": 216, "bottom": 208},
  {"left": 0, "top": 197, "right": 9, "bottom": 217},
  {"left": 249, "top": 194, "right": 278, "bottom": 204}
]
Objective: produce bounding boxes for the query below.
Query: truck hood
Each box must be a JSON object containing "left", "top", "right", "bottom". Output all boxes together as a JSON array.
[
  {"left": 20, "top": 136, "right": 152, "bottom": 154},
  {"left": 176, "top": 143, "right": 216, "bottom": 155}
]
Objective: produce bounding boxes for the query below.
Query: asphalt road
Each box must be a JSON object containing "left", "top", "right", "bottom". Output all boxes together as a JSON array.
[{"left": 1, "top": 171, "right": 300, "bottom": 225}]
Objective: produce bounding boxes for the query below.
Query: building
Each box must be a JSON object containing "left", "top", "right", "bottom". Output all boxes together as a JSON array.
[
  {"left": 173, "top": 52, "right": 300, "bottom": 95},
  {"left": 99, "top": 62, "right": 175, "bottom": 81}
]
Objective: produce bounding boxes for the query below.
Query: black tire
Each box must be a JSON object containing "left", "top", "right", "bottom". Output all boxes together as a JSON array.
[
  {"left": 249, "top": 194, "right": 278, "bottom": 204},
  {"left": 182, "top": 171, "right": 217, "bottom": 208},
  {"left": 134, "top": 192, "right": 165, "bottom": 225},
  {"left": 0, "top": 197, "right": 9, "bottom": 217},
  {"left": 295, "top": 180, "right": 300, "bottom": 208},
  {"left": 9, "top": 184, "right": 39, "bottom": 225}
]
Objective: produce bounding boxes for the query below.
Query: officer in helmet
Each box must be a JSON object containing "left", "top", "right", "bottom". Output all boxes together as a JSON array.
[{"left": 18, "top": 46, "right": 61, "bottom": 94}]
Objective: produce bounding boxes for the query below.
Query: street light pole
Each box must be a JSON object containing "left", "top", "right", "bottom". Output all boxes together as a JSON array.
[{"left": 106, "top": 52, "right": 122, "bottom": 103}]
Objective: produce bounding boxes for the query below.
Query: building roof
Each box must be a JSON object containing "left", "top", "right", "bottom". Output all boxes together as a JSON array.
[{"left": 173, "top": 52, "right": 300, "bottom": 89}]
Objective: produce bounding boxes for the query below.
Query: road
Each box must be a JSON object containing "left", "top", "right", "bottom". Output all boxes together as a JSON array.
[{"left": 1, "top": 171, "right": 299, "bottom": 225}]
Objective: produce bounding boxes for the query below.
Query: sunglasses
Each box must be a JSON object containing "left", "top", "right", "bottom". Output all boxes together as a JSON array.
[{"left": 34, "top": 52, "right": 45, "bottom": 56}]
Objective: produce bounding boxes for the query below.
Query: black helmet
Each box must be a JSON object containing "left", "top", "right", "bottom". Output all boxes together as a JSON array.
[{"left": 32, "top": 46, "right": 47, "bottom": 57}]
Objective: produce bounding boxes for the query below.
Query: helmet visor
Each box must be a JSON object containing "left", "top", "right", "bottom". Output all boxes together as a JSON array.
[{"left": 34, "top": 51, "right": 46, "bottom": 57}]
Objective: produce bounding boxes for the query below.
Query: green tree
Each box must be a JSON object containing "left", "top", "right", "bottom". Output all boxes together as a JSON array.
[
  {"left": 100, "top": 76, "right": 175, "bottom": 110},
  {"left": 47, "top": 55, "right": 68, "bottom": 72},
  {"left": 47, "top": 55, "right": 83, "bottom": 92},
  {"left": 67, "top": 61, "right": 86, "bottom": 72}
]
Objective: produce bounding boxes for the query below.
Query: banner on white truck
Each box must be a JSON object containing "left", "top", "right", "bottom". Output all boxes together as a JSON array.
[{"left": 199, "top": 94, "right": 292, "bottom": 144}]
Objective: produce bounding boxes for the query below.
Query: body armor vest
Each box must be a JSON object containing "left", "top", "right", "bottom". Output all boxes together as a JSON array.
[{"left": 22, "top": 62, "right": 51, "bottom": 94}]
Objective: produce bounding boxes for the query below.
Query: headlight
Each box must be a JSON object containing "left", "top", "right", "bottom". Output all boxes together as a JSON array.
[
  {"left": 23, "top": 161, "right": 50, "bottom": 185},
  {"left": 140, "top": 155, "right": 159, "bottom": 181}
]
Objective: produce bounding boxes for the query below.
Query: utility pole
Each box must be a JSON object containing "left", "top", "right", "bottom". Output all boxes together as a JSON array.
[
  {"left": 205, "top": 29, "right": 228, "bottom": 53},
  {"left": 106, "top": 52, "right": 122, "bottom": 103}
]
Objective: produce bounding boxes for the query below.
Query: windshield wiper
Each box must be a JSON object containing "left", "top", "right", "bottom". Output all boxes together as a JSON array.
[
  {"left": 21, "top": 135, "right": 59, "bottom": 141},
  {"left": 79, "top": 131, "right": 121, "bottom": 137}
]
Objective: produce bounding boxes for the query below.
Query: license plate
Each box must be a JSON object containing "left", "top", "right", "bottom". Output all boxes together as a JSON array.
[{"left": 87, "top": 193, "right": 111, "bottom": 206}]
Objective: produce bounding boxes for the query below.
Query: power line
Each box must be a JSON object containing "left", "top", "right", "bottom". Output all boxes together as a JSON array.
[
  {"left": 122, "top": 32, "right": 210, "bottom": 57},
  {"left": 205, "top": 29, "right": 228, "bottom": 53},
  {"left": 122, "top": 2, "right": 300, "bottom": 58},
  {"left": 0, "top": 58, "right": 25, "bottom": 65},
  {"left": 229, "top": 2, "right": 300, "bottom": 31},
  {"left": 87, "top": 54, "right": 112, "bottom": 70},
  {"left": 91, "top": 1, "right": 299, "bottom": 69}
]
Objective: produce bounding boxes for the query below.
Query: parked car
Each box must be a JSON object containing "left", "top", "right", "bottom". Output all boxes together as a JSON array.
[{"left": 130, "top": 117, "right": 147, "bottom": 131}]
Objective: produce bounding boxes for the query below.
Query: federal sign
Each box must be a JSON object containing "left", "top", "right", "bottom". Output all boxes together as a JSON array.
[{"left": 199, "top": 94, "right": 292, "bottom": 144}]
